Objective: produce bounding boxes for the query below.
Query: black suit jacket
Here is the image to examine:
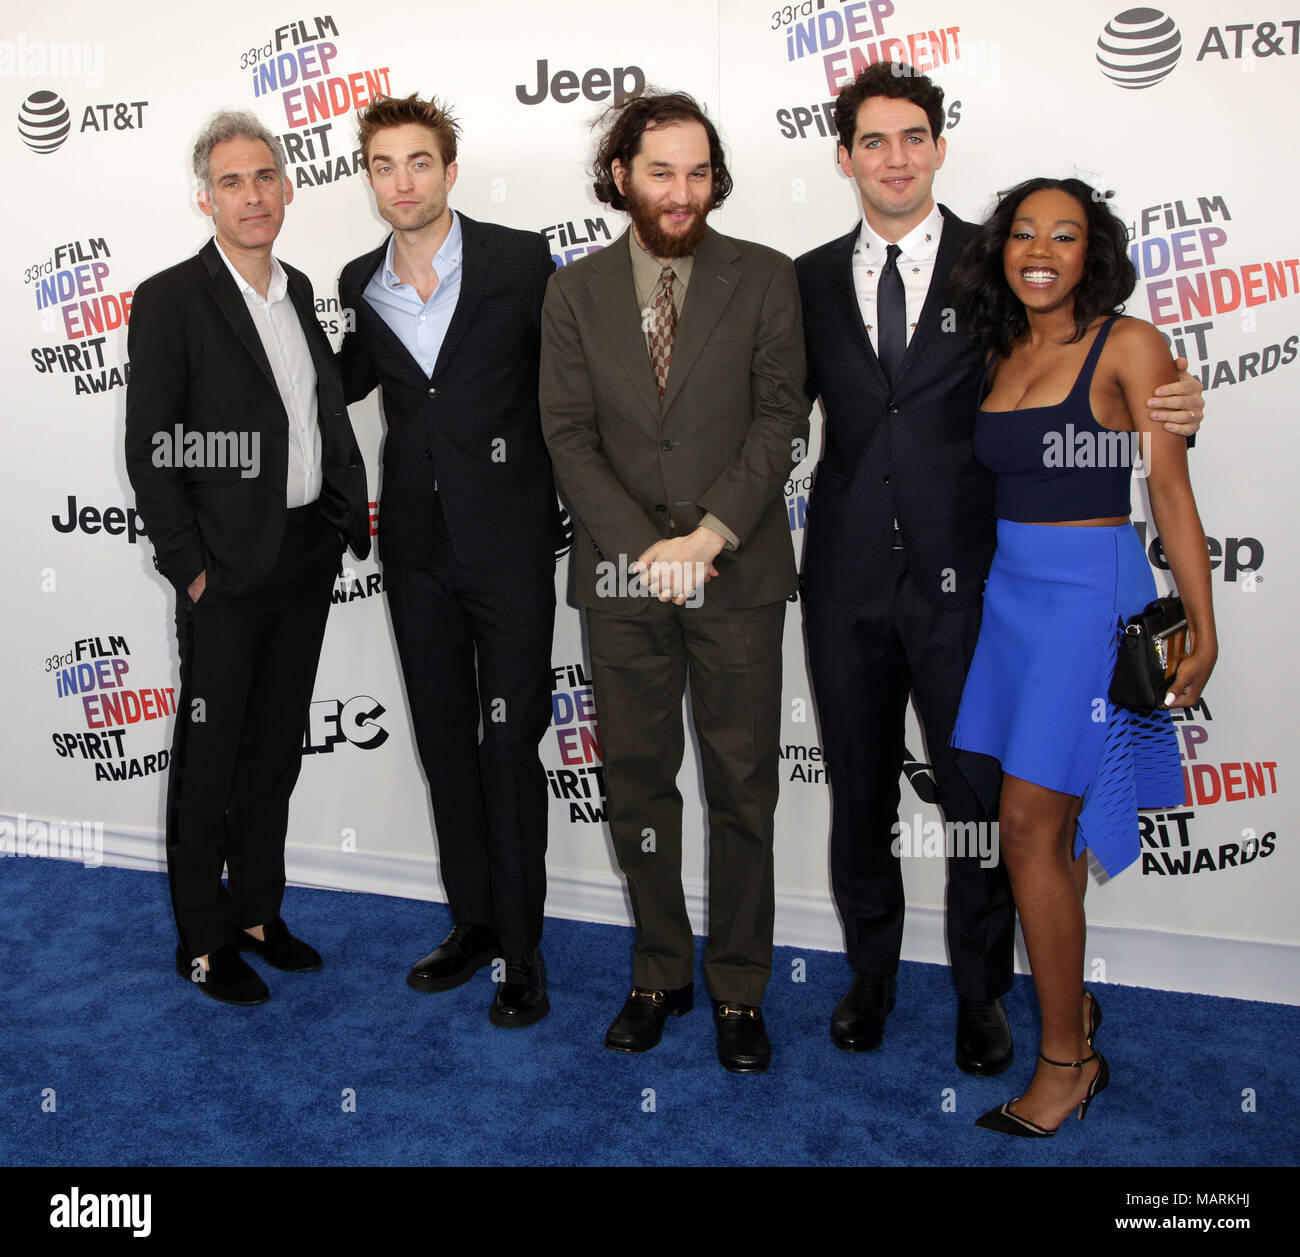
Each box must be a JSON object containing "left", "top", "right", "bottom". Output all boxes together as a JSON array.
[
  {"left": 125, "top": 237, "right": 371, "bottom": 597},
  {"left": 336, "top": 212, "right": 563, "bottom": 570},
  {"left": 797, "top": 206, "right": 995, "bottom": 610}
]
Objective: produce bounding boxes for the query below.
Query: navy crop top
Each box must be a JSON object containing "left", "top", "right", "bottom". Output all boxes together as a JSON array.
[{"left": 974, "top": 315, "right": 1139, "bottom": 523}]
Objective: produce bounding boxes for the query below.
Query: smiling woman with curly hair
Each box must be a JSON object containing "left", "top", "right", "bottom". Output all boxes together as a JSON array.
[{"left": 946, "top": 177, "right": 1218, "bottom": 1138}]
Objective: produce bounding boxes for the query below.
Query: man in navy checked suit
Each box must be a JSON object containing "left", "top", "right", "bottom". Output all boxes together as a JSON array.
[
  {"left": 337, "top": 94, "right": 562, "bottom": 1027},
  {"left": 797, "top": 64, "right": 1204, "bottom": 1073}
]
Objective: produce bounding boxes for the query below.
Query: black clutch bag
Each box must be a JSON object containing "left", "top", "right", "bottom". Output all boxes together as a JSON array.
[{"left": 1109, "top": 595, "right": 1188, "bottom": 712}]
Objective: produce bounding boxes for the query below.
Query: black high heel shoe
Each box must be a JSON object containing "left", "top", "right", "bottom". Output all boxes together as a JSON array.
[
  {"left": 975, "top": 1049, "right": 1110, "bottom": 1138},
  {"left": 1085, "top": 990, "right": 1103, "bottom": 1047}
]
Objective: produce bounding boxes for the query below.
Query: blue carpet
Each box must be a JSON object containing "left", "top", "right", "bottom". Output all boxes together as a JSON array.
[{"left": 1, "top": 858, "right": 1294, "bottom": 1166}]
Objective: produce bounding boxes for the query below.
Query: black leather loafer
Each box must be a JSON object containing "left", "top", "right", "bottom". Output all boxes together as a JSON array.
[
  {"left": 407, "top": 923, "right": 499, "bottom": 992},
  {"left": 713, "top": 1001, "right": 771, "bottom": 1072},
  {"left": 956, "top": 996, "right": 1014, "bottom": 1076},
  {"left": 489, "top": 949, "right": 549, "bottom": 1027},
  {"left": 235, "top": 918, "right": 322, "bottom": 972},
  {"left": 830, "top": 972, "right": 897, "bottom": 1052},
  {"left": 175, "top": 943, "right": 269, "bottom": 1005},
  {"left": 604, "top": 984, "right": 694, "bottom": 1052}
]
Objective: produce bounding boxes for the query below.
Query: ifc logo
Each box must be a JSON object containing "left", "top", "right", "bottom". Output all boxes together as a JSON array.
[
  {"left": 1097, "top": 8, "right": 1183, "bottom": 89},
  {"left": 18, "top": 90, "right": 70, "bottom": 153}
]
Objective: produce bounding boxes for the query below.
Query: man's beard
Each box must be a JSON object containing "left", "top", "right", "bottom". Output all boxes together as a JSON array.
[{"left": 624, "top": 183, "right": 709, "bottom": 258}]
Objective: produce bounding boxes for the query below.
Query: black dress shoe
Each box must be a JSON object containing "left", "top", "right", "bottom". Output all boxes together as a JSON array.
[
  {"left": 407, "top": 923, "right": 499, "bottom": 992},
  {"left": 604, "top": 984, "right": 694, "bottom": 1052},
  {"left": 235, "top": 918, "right": 322, "bottom": 972},
  {"left": 830, "top": 972, "right": 897, "bottom": 1052},
  {"left": 713, "top": 1001, "right": 771, "bottom": 1073},
  {"left": 488, "top": 949, "right": 549, "bottom": 1027},
  {"left": 175, "top": 944, "right": 269, "bottom": 1006},
  {"left": 956, "top": 996, "right": 1014, "bottom": 1076}
]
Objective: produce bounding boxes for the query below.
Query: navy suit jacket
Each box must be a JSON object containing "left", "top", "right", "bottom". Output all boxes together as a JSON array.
[
  {"left": 337, "top": 212, "right": 563, "bottom": 570},
  {"left": 796, "top": 205, "right": 996, "bottom": 611}
]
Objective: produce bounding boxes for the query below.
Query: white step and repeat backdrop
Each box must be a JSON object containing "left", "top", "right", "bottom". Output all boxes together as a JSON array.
[{"left": 2, "top": 1, "right": 1294, "bottom": 1000}]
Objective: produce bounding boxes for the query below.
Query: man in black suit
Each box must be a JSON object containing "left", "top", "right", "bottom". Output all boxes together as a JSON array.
[
  {"left": 797, "top": 64, "right": 1204, "bottom": 1071},
  {"left": 125, "top": 111, "right": 370, "bottom": 1005},
  {"left": 337, "top": 94, "right": 561, "bottom": 1026}
]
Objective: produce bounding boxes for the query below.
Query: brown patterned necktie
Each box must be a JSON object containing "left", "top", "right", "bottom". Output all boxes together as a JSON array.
[{"left": 649, "top": 264, "right": 676, "bottom": 398}]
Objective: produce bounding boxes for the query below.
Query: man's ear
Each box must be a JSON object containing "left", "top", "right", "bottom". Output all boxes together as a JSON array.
[
  {"left": 283, "top": 174, "right": 294, "bottom": 207},
  {"left": 611, "top": 158, "right": 627, "bottom": 197},
  {"left": 197, "top": 185, "right": 214, "bottom": 218}
]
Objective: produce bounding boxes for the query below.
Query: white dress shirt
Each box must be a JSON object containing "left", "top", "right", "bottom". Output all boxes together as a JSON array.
[
  {"left": 214, "top": 240, "right": 321, "bottom": 507},
  {"left": 851, "top": 202, "right": 945, "bottom": 357}
]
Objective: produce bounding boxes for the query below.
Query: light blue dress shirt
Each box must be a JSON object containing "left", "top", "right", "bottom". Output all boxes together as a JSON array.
[{"left": 362, "top": 210, "right": 464, "bottom": 378}]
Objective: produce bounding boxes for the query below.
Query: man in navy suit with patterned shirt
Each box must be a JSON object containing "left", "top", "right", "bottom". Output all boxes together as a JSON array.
[
  {"left": 797, "top": 63, "right": 1204, "bottom": 1073},
  {"left": 337, "top": 94, "right": 561, "bottom": 1027}
]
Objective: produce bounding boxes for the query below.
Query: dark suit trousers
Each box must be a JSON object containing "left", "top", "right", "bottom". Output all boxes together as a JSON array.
[
  {"left": 384, "top": 495, "right": 555, "bottom": 955},
  {"left": 167, "top": 504, "right": 341, "bottom": 959},
  {"left": 804, "top": 547, "right": 1015, "bottom": 1000},
  {"left": 586, "top": 597, "right": 785, "bottom": 1007}
]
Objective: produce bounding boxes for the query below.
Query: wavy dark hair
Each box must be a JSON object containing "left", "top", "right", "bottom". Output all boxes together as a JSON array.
[
  {"left": 590, "top": 89, "right": 732, "bottom": 211},
  {"left": 834, "top": 60, "right": 945, "bottom": 151},
  {"left": 947, "top": 177, "right": 1136, "bottom": 357}
]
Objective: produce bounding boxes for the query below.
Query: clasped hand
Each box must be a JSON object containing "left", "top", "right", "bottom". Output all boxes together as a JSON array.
[{"left": 632, "top": 527, "right": 725, "bottom": 605}]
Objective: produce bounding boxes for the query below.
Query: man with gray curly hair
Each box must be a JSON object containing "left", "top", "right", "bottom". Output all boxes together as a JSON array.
[
  {"left": 125, "top": 110, "right": 370, "bottom": 1005},
  {"left": 191, "top": 109, "right": 286, "bottom": 191}
]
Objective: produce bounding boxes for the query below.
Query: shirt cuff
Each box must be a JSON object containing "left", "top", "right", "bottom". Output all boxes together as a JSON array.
[{"left": 699, "top": 512, "right": 739, "bottom": 551}]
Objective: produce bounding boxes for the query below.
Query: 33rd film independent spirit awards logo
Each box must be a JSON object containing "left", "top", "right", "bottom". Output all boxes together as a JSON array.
[
  {"left": 27, "top": 236, "right": 132, "bottom": 396},
  {"left": 1122, "top": 186, "right": 1285, "bottom": 877},
  {"left": 767, "top": 1, "right": 968, "bottom": 141},
  {"left": 548, "top": 662, "right": 605, "bottom": 823},
  {"left": 47, "top": 634, "right": 175, "bottom": 783},
  {"left": 1097, "top": 8, "right": 1300, "bottom": 89},
  {"left": 1138, "top": 692, "right": 1279, "bottom": 877},
  {"left": 1127, "top": 194, "right": 1298, "bottom": 390},
  {"left": 239, "top": 14, "right": 390, "bottom": 189}
]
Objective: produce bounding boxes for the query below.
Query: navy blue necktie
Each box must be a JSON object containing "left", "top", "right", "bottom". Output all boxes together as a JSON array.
[{"left": 877, "top": 243, "right": 906, "bottom": 384}]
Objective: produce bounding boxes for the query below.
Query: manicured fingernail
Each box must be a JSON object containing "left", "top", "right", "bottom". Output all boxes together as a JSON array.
[{"left": 1164, "top": 692, "right": 1176, "bottom": 706}]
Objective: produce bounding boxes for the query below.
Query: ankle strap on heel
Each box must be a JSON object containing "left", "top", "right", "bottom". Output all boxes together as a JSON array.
[{"left": 1039, "top": 1050, "right": 1098, "bottom": 1069}]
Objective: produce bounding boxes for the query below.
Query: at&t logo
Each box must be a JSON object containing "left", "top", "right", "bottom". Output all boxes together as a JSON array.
[
  {"left": 1097, "top": 8, "right": 1183, "bottom": 88},
  {"left": 18, "top": 90, "right": 69, "bottom": 153}
]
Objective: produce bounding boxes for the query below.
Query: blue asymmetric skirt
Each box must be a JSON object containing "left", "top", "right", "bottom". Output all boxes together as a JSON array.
[{"left": 950, "top": 520, "right": 1185, "bottom": 875}]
